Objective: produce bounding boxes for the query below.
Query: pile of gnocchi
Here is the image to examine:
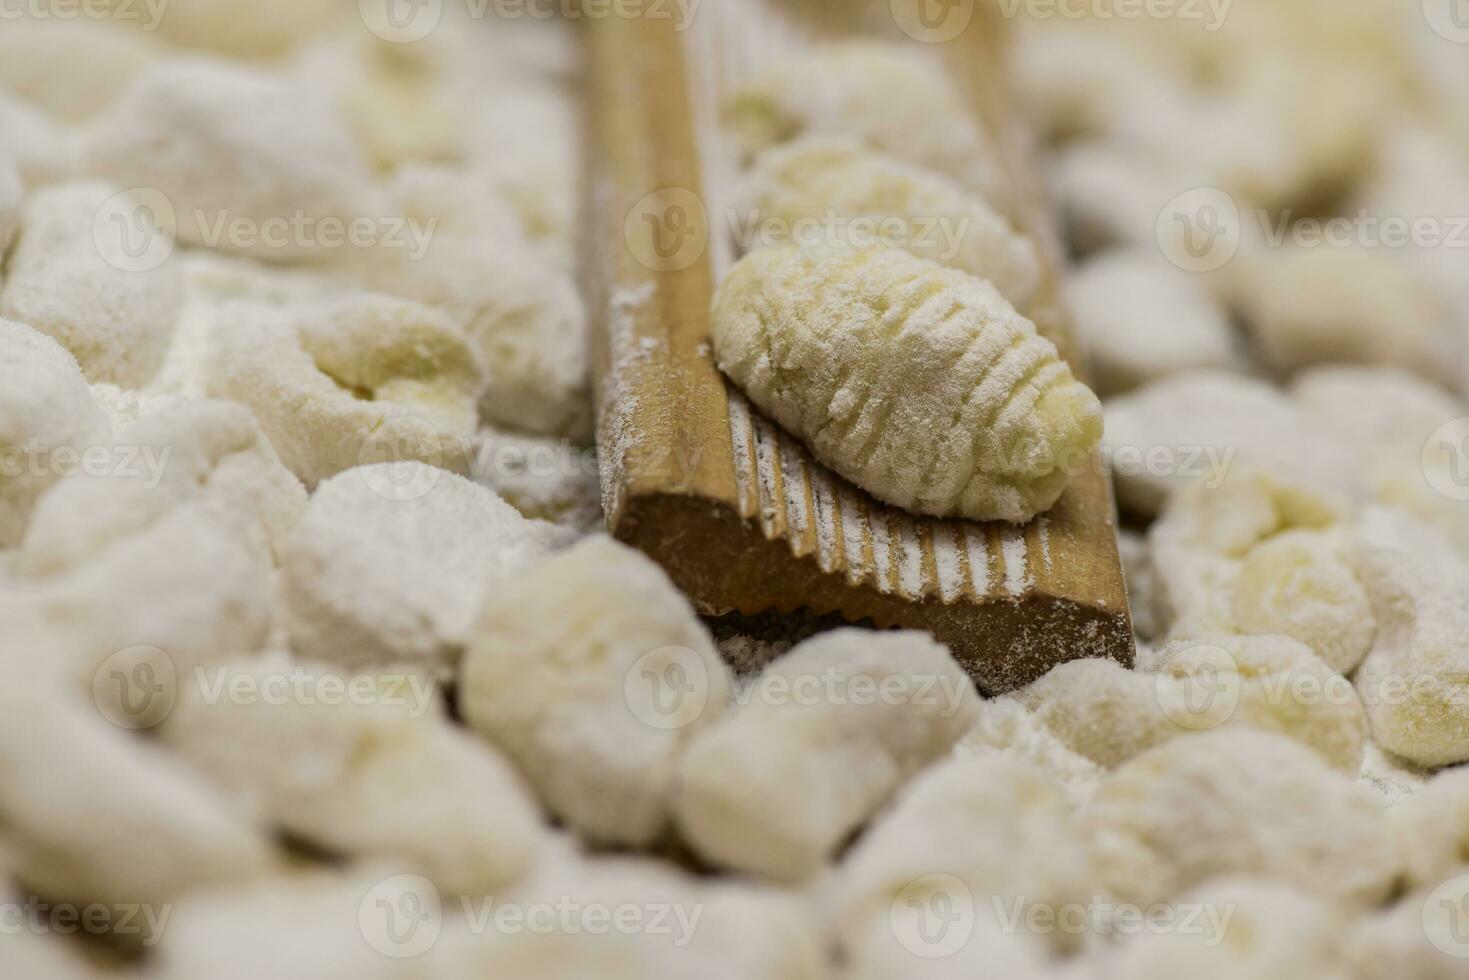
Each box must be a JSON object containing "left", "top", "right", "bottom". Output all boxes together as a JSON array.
[{"left": 1, "top": 1, "right": 1468, "bottom": 978}]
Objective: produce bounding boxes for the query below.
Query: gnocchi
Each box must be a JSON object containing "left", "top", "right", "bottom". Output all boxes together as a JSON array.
[
  {"left": 1064, "top": 249, "right": 1238, "bottom": 396},
  {"left": 0, "top": 318, "right": 111, "bottom": 548},
  {"left": 1350, "top": 507, "right": 1469, "bottom": 767},
  {"left": 1390, "top": 767, "right": 1469, "bottom": 888},
  {"left": 281, "top": 465, "right": 574, "bottom": 677},
  {"left": 1293, "top": 366, "right": 1469, "bottom": 554},
  {"left": 0, "top": 694, "right": 273, "bottom": 912},
  {"left": 1, "top": 182, "right": 182, "bottom": 387},
  {"left": 825, "top": 755, "right": 1095, "bottom": 958},
  {"left": 84, "top": 58, "right": 370, "bottom": 263},
  {"left": 20, "top": 400, "right": 307, "bottom": 574},
  {"left": 1103, "top": 371, "right": 1358, "bottom": 517},
  {"left": 712, "top": 244, "right": 1103, "bottom": 523},
  {"left": 674, "top": 629, "right": 978, "bottom": 881},
  {"left": 956, "top": 696, "right": 1103, "bottom": 807},
  {"left": 205, "top": 293, "right": 484, "bottom": 489},
  {"left": 1345, "top": 873, "right": 1469, "bottom": 980},
  {"left": 741, "top": 138, "right": 1041, "bottom": 306},
  {"left": 1105, "top": 878, "right": 1349, "bottom": 980},
  {"left": 723, "top": 42, "right": 1003, "bottom": 197},
  {"left": 1016, "top": 636, "right": 1368, "bottom": 774},
  {"left": 1083, "top": 728, "right": 1397, "bottom": 907},
  {"left": 353, "top": 169, "right": 591, "bottom": 440},
  {"left": 162, "top": 654, "right": 547, "bottom": 897},
  {"left": 1233, "top": 242, "right": 1462, "bottom": 389},
  {"left": 460, "top": 536, "right": 732, "bottom": 847}
]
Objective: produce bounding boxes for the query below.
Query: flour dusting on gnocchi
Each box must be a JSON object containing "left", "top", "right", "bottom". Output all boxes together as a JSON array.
[{"left": 711, "top": 244, "right": 1103, "bottom": 523}]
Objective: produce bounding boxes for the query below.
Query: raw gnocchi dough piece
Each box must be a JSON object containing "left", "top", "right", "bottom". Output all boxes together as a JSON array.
[
  {"left": 826, "top": 755, "right": 1096, "bottom": 959},
  {"left": 1147, "top": 468, "right": 1350, "bottom": 637},
  {"left": 20, "top": 400, "right": 306, "bottom": 573},
  {"left": 1229, "top": 528, "right": 1377, "bottom": 674},
  {"left": 0, "top": 695, "right": 273, "bottom": 911},
  {"left": 2, "top": 503, "right": 276, "bottom": 703},
  {"left": 840, "top": 905, "right": 1058, "bottom": 980},
  {"left": 1391, "top": 768, "right": 1469, "bottom": 888},
  {"left": 1064, "top": 250, "right": 1239, "bottom": 396},
  {"left": 674, "top": 629, "right": 979, "bottom": 881},
  {"left": 1016, "top": 637, "right": 1368, "bottom": 774},
  {"left": 206, "top": 294, "right": 483, "bottom": 489},
  {"left": 461, "top": 536, "right": 732, "bottom": 847},
  {"left": 152, "top": 869, "right": 411, "bottom": 980},
  {"left": 723, "top": 41, "right": 1003, "bottom": 197},
  {"left": 357, "top": 194, "right": 591, "bottom": 441},
  {"left": 0, "top": 318, "right": 111, "bottom": 547},
  {"left": 142, "top": 0, "right": 345, "bottom": 59},
  {"left": 1233, "top": 243, "right": 1462, "bottom": 388},
  {"left": 956, "top": 696, "right": 1103, "bottom": 807},
  {"left": 1, "top": 182, "right": 181, "bottom": 386},
  {"left": 434, "top": 856, "right": 829, "bottom": 980},
  {"left": 1082, "top": 728, "right": 1397, "bottom": 907},
  {"left": 1103, "top": 370, "right": 1358, "bottom": 517},
  {"left": 282, "top": 466, "right": 573, "bottom": 677},
  {"left": 83, "top": 58, "right": 370, "bottom": 263},
  {"left": 1345, "top": 871, "right": 1469, "bottom": 980},
  {"left": 1106, "top": 878, "right": 1350, "bottom": 980},
  {"left": 468, "top": 428, "right": 604, "bottom": 531},
  {"left": 712, "top": 244, "right": 1103, "bottom": 523},
  {"left": 162, "top": 654, "right": 546, "bottom": 896},
  {"left": 1147, "top": 471, "right": 1376, "bottom": 672},
  {"left": 1293, "top": 366, "right": 1469, "bottom": 555},
  {"left": 1151, "top": 636, "right": 1369, "bottom": 773},
  {"left": 1350, "top": 507, "right": 1469, "bottom": 767},
  {"left": 0, "top": 18, "right": 161, "bottom": 122},
  {"left": 741, "top": 138, "right": 1041, "bottom": 306}
]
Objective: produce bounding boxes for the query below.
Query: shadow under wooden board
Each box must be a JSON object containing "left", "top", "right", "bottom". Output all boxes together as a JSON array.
[{"left": 582, "top": 1, "right": 1132, "bottom": 694}]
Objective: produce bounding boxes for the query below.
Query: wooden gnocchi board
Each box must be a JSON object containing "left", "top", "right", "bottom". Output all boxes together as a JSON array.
[{"left": 583, "top": 0, "right": 1132, "bottom": 692}]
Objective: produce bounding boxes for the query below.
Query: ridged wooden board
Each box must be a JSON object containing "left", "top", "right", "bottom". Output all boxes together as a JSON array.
[{"left": 583, "top": 0, "right": 1132, "bottom": 693}]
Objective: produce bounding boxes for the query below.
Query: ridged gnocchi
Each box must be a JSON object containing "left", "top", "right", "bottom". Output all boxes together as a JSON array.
[
  {"left": 741, "top": 138, "right": 1041, "bottom": 306},
  {"left": 711, "top": 244, "right": 1103, "bottom": 523}
]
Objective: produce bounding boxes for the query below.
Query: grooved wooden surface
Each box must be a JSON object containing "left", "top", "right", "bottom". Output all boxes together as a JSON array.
[{"left": 584, "top": 0, "right": 1132, "bottom": 693}]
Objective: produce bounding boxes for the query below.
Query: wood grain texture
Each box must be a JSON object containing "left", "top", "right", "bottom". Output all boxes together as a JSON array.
[{"left": 583, "top": 0, "right": 1132, "bottom": 693}]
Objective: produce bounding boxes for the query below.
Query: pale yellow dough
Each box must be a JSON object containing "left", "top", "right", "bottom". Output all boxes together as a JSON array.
[{"left": 712, "top": 244, "right": 1102, "bottom": 523}]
